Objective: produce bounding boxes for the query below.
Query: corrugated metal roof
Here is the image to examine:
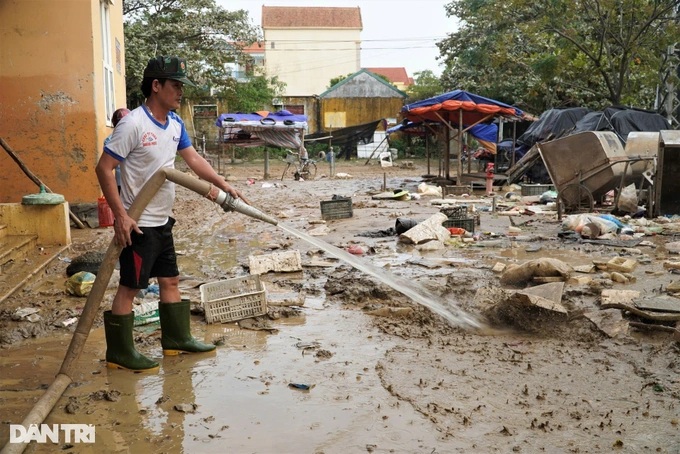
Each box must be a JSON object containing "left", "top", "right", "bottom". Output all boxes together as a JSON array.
[
  {"left": 319, "top": 69, "right": 407, "bottom": 98},
  {"left": 262, "top": 6, "right": 362, "bottom": 29}
]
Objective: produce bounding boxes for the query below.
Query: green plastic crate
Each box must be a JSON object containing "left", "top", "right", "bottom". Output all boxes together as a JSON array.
[{"left": 442, "top": 217, "right": 475, "bottom": 233}]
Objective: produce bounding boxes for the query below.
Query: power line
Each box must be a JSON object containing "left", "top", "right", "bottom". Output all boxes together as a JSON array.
[
  {"left": 264, "top": 45, "right": 438, "bottom": 52},
  {"left": 260, "top": 37, "right": 446, "bottom": 43}
]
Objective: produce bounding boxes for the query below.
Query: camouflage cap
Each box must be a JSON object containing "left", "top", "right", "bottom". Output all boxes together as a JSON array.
[{"left": 143, "top": 56, "right": 196, "bottom": 87}]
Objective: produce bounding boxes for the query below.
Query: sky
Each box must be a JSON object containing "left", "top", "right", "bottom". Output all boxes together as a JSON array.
[{"left": 216, "top": 0, "right": 458, "bottom": 77}]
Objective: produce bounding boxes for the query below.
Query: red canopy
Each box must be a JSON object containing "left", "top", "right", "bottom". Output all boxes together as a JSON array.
[
  {"left": 402, "top": 90, "right": 523, "bottom": 125},
  {"left": 401, "top": 90, "right": 524, "bottom": 181}
]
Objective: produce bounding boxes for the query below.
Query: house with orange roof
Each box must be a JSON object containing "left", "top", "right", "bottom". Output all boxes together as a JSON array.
[
  {"left": 229, "top": 41, "right": 266, "bottom": 82},
  {"left": 262, "top": 6, "right": 362, "bottom": 96},
  {"left": 364, "top": 67, "right": 413, "bottom": 91}
]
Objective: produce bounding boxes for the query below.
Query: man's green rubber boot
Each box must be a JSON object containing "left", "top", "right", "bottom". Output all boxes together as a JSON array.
[
  {"left": 104, "top": 311, "right": 159, "bottom": 372},
  {"left": 159, "top": 301, "right": 216, "bottom": 356}
]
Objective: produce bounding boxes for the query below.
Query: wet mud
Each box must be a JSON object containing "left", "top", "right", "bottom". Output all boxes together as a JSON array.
[{"left": 1, "top": 159, "right": 679, "bottom": 453}]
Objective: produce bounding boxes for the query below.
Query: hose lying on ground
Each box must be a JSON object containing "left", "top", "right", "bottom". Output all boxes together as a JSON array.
[{"left": 1, "top": 168, "right": 276, "bottom": 454}]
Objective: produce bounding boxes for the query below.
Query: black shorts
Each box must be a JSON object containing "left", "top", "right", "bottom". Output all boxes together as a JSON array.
[{"left": 119, "top": 217, "right": 179, "bottom": 289}]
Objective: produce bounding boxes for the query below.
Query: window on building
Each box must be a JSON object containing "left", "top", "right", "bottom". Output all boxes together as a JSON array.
[{"left": 100, "top": 0, "right": 115, "bottom": 125}]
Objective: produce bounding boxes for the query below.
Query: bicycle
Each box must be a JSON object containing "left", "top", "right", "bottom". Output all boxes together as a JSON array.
[{"left": 281, "top": 150, "right": 317, "bottom": 181}]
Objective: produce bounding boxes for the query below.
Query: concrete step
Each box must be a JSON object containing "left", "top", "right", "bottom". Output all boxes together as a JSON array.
[
  {"left": 0, "top": 234, "right": 38, "bottom": 275},
  {"left": 0, "top": 224, "right": 7, "bottom": 240},
  {"left": 0, "top": 238, "right": 68, "bottom": 304}
]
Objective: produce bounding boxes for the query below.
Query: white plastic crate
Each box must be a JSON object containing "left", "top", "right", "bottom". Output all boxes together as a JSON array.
[{"left": 200, "top": 275, "right": 267, "bottom": 324}]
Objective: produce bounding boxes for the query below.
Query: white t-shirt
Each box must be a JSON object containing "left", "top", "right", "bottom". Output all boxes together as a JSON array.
[{"left": 103, "top": 106, "right": 192, "bottom": 227}]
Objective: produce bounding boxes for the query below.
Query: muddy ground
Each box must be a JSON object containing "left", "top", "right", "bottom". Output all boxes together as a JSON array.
[{"left": 1, "top": 157, "right": 679, "bottom": 453}]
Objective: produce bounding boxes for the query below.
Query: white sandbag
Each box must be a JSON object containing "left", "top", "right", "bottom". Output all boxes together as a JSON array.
[
  {"left": 399, "top": 212, "right": 450, "bottom": 244},
  {"left": 417, "top": 183, "right": 443, "bottom": 196},
  {"left": 500, "top": 258, "right": 573, "bottom": 286}
]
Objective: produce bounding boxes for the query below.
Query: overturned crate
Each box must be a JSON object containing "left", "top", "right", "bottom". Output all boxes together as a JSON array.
[
  {"left": 440, "top": 205, "right": 475, "bottom": 232},
  {"left": 440, "top": 205, "right": 469, "bottom": 219},
  {"left": 442, "top": 217, "right": 475, "bottom": 233},
  {"left": 520, "top": 184, "right": 555, "bottom": 196},
  {"left": 442, "top": 185, "right": 472, "bottom": 197},
  {"left": 320, "top": 197, "right": 353, "bottom": 220},
  {"left": 200, "top": 275, "right": 267, "bottom": 324}
]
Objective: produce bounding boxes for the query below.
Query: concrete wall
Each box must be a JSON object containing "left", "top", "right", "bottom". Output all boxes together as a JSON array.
[
  {"left": 0, "top": 0, "right": 126, "bottom": 205},
  {"left": 0, "top": 203, "right": 71, "bottom": 246},
  {"left": 264, "top": 28, "right": 360, "bottom": 96}
]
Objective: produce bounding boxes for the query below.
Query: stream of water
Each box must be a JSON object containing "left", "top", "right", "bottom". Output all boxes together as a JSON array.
[{"left": 277, "top": 223, "right": 482, "bottom": 330}]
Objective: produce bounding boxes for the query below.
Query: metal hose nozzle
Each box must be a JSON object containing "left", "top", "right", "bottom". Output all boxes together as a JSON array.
[{"left": 217, "top": 191, "right": 278, "bottom": 225}]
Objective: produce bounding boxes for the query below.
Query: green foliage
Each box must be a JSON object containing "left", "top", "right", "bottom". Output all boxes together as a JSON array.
[
  {"left": 406, "top": 70, "right": 444, "bottom": 102},
  {"left": 439, "top": 0, "right": 680, "bottom": 113},
  {"left": 122, "top": 0, "right": 262, "bottom": 107},
  {"left": 328, "top": 73, "right": 354, "bottom": 88},
  {"left": 214, "top": 75, "right": 285, "bottom": 113}
]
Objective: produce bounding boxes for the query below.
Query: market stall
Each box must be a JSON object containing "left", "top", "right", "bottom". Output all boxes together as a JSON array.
[
  {"left": 214, "top": 110, "right": 308, "bottom": 177},
  {"left": 400, "top": 90, "right": 525, "bottom": 183}
]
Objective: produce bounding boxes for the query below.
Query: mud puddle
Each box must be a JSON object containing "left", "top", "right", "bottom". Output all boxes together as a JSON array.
[{"left": 0, "top": 296, "right": 444, "bottom": 453}]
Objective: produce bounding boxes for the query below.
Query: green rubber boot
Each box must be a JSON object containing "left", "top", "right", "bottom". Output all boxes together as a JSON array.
[
  {"left": 104, "top": 311, "right": 159, "bottom": 372},
  {"left": 159, "top": 301, "right": 216, "bottom": 356}
]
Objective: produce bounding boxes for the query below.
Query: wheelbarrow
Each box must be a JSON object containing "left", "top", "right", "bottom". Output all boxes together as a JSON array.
[{"left": 537, "top": 131, "right": 656, "bottom": 217}]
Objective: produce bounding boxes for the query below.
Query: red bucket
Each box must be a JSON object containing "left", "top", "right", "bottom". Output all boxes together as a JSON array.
[{"left": 97, "top": 197, "right": 114, "bottom": 227}]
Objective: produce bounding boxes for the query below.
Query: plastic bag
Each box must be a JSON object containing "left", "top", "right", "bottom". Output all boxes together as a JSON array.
[
  {"left": 417, "top": 183, "right": 442, "bottom": 196},
  {"left": 561, "top": 214, "right": 619, "bottom": 237},
  {"left": 616, "top": 183, "right": 638, "bottom": 214},
  {"left": 65, "top": 271, "right": 96, "bottom": 297}
]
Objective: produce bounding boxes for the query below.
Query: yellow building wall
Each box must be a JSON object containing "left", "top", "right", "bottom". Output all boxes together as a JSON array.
[
  {"left": 264, "top": 28, "right": 360, "bottom": 96},
  {"left": 320, "top": 98, "right": 403, "bottom": 129},
  {"left": 0, "top": 0, "right": 126, "bottom": 205}
]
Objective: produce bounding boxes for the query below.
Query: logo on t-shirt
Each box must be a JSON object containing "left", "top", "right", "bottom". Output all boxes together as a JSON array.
[
  {"left": 142, "top": 132, "right": 158, "bottom": 147},
  {"left": 173, "top": 136, "right": 180, "bottom": 142}
]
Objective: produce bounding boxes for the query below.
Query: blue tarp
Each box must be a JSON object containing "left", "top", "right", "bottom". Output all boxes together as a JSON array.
[
  {"left": 402, "top": 89, "right": 524, "bottom": 125},
  {"left": 215, "top": 109, "right": 308, "bottom": 150},
  {"left": 388, "top": 120, "right": 498, "bottom": 148},
  {"left": 405, "top": 90, "right": 522, "bottom": 115}
]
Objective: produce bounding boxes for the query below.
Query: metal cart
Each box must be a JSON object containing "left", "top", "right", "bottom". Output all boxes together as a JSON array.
[{"left": 537, "top": 131, "right": 656, "bottom": 216}]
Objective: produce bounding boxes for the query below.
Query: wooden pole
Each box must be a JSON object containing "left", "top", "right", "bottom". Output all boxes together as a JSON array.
[
  {"left": 263, "top": 147, "right": 270, "bottom": 180},
  {"left": 0, "top": 137, "right": 85, "bottom": 229},
  {"left": 458, "top": 110, "right": 463, "bottom": 184},
  {"left": 0, "top": 169, "right": 218, "bottom": 454},
  {"left": 364, "top": 136, "right": 389, "bottom": 165},
  {"left": 426, "top": 133, "right": 431, "bottom": 175}
]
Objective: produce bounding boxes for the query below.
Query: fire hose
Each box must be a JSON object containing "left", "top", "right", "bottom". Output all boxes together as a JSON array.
[{"left": 1, "top": 168, "right": 277, "bottom": 454}]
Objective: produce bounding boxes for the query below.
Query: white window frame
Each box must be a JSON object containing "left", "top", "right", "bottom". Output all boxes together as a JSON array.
[{"left": 100, "top": 0, "right": 115, "bottom": 126}]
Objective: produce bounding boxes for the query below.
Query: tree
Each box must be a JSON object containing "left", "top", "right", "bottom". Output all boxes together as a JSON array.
[
  {"left": 439, "top": 0, "right": 680, "bottom": 114},
  {"left": 122, "top": 0, "right": 281, "bottom": 109},
  {"left": 405, "top": 70, "right": 444, "bottom": 102},
  {"left": 329, "top": 73, "right": 354, "bottom": 88},
  {"left": 218, "top": 74, "right": 285, "bottom": 113}
]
